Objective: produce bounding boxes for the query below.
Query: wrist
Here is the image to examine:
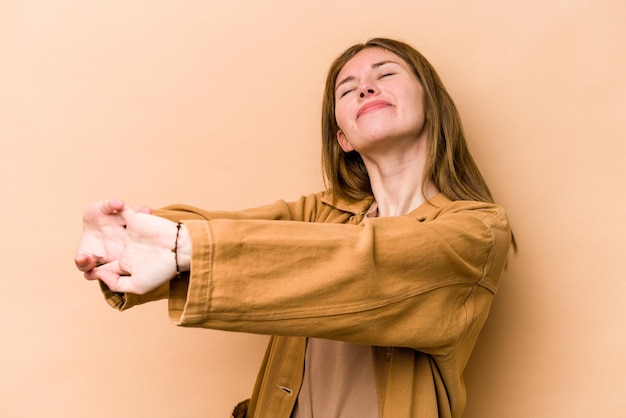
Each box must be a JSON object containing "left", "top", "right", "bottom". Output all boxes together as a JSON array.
[{"left": 175, "top": 223, "right": 191, "bottom": 272}]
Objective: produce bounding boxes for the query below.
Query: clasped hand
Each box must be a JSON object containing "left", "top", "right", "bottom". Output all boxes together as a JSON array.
[{"left": 75, "top": 198, "right": 179, "bottom": 295}]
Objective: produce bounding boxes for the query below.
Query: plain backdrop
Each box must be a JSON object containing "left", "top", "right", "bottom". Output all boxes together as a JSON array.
[{"left": 1, "top": 0, "right": 625, "bottom": 417}]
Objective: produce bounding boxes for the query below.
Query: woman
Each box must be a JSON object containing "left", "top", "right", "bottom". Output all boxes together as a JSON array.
[{"left": 76, "top": 38, "right": 515, "bottom": 418}]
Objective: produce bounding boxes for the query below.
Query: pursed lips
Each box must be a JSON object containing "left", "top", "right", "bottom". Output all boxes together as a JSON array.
[{"left": 356, "top": 100, "right": 393, "bottom": 119}]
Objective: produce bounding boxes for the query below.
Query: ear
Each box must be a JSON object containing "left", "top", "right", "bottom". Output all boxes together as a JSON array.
[{"left": 336, "top": 130, "right": 354, "bottom": 152}]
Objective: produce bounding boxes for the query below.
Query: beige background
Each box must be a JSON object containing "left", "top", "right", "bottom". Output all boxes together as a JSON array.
[{"left": 1, "top": 0, "right": 625, "bottom": 417}]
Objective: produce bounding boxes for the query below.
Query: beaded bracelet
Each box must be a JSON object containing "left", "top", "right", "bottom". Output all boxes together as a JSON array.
[{"left": 171, "top": 222, "right": 182, "bottom": 279}]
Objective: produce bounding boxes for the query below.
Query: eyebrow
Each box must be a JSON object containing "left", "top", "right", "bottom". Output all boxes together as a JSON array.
[{"left": 335, "top": 60, "right": 399, "bottom": 92}]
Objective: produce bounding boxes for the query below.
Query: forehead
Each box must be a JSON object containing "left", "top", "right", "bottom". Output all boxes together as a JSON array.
[{"left": 336, "top": 48, "right": 407, "bottom": 82}]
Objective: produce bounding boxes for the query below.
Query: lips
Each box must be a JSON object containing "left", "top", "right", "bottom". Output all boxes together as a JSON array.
[{"left": 356, "top": 100, "right": 393, "bottom": 119}]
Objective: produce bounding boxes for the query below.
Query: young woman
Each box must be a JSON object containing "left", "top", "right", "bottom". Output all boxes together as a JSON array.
[{"left": 76, "top": 38, "right": 515, "bottom": 418}]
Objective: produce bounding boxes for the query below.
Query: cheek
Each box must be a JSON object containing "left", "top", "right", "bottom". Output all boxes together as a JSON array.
[
  {"left": 334, "top": 104, "right": 349, "bottom": 131},
  {"left": 407, "top": 89, "right": 427, "bottom": 120}
]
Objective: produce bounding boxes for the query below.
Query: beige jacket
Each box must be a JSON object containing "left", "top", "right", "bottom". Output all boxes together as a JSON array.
[{"left": 101, "top": 192, "right": 512, "bottom": 418}]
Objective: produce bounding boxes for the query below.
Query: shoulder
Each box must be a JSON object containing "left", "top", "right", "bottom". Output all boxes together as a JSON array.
[
  {"left": 410, "top": 194, "right": 512, "bottom": 256},
  {"left": 411, "top": 194, "right": 509, "bottom": 225}
]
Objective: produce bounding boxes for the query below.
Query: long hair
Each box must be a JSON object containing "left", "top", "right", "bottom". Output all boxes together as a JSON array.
[
  {"left": 322, "top": 38, "right": 517, "bottom": 253},
  {"left": 321, "top": 37, "right": 495, "bottom": 205}
]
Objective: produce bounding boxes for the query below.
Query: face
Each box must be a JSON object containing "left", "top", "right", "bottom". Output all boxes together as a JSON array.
[{"left": 334, "top": 48, "right": 427, "bottom": 156}]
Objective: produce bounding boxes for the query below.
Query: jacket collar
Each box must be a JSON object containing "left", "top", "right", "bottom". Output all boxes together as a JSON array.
[
  {"left": 321, "top": 190, "right": 452, "bottom": 219},
  {"left": 407, "top": 193, "right": 452, "bottom": 221},
  {"left": 320, "top": 191, "right": 375, "bottom": 216}
]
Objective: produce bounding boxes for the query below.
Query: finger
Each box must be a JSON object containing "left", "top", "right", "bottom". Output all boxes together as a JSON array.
[
  {"left": 98, "top": 270, "right": 142, "bottom": 295},
  {"left": 75, "top": 253, "right": 103, "bottom": 272},
  {"left": 82, "top": 199, "right": 127, "bottom": 228},
  {"left": 75, "top": 253, "right": 92, "bottom": 271},
  {"left": 95, "top": 269, "right": 125, "bottom": 291},
  {"left": 82, "top": 261, "right": 111, "bottom": 280},
  {"left": 99, "top": 198, "right": 126, "bottom": 215},
  {"left": 85, "top": 260, "right": 130, "bottom": 291}
]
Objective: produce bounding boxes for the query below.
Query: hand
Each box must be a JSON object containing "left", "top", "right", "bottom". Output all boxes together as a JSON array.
[
  {"left": 75, "top": 198, "right": 129, "bottom": 273},
  {"left": 82, "top": 205, "right": 181, "bottom": 295}
]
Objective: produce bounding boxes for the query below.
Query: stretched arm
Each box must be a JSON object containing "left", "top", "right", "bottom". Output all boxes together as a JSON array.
[{"left": 167, "top": 197, "right": 512, "bottom": 353}]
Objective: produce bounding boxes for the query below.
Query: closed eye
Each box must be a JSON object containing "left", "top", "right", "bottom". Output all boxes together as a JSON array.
[
  {"left": 339, "top": 88, "right": 355, "bottom": 98},
  {"left": 379, "top": 72, "right": 395, "bottom": 79}
]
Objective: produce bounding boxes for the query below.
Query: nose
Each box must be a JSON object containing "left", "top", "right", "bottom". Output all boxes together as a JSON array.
[{"left": 358, "top": 86, "right": 377, "bottom": 99}]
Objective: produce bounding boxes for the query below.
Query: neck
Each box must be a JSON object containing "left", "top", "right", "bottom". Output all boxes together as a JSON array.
[{"left": 361, "top": 139, "right": 439, "bottom": 217}]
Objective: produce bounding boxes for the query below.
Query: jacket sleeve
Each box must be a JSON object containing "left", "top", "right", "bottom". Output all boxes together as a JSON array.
[
  {"left": 167, "top": 199, "right": 512, "bottom": 355},
  {"left": 98, "top": 197, "right": 309, "bottom": 310}
]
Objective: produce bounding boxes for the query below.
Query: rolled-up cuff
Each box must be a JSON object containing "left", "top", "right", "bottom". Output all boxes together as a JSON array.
[
  {"left": 99, "top": 280, "right": 169, "bottom": 311},
  {"left": 168, "top": 219, "right": 213, "bottom": 325}
]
